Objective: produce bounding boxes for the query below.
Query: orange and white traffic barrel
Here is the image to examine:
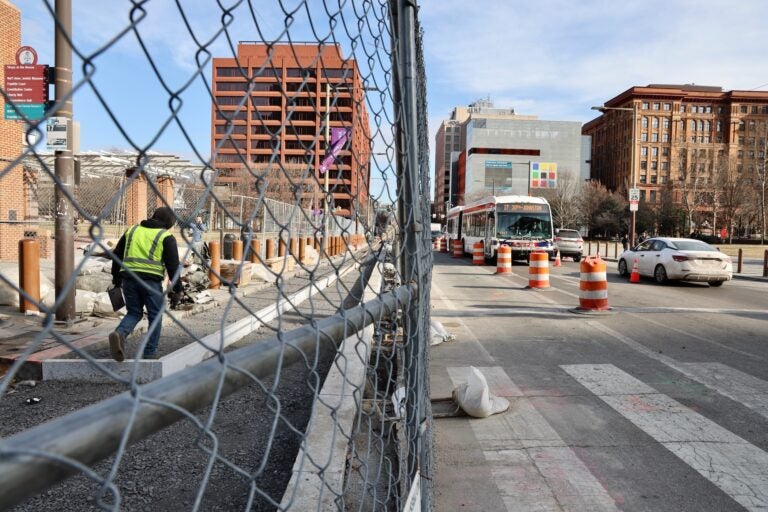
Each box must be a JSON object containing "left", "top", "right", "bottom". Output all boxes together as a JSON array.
[
  {"left": 439, "top": 237, "right": 447, "bottom": 252},
  {"left": 577, "top": 256, "right": 609, "bottom": 311},
  {"left": 527, "top": 251, "right": 550, "bottom": 289},
  {"left": 496, "top": 246, "right": 512, "bottom": 274},
  {"left": 472, "top": 242, "right": 484, "bottom": 265},
  {"left": 452, "top": 239, "right": 463, "bottom": 258}
]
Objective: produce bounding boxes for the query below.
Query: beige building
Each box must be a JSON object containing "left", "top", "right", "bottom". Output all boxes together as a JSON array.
[{"left": 584, "top": 84, "right": 768, "bottom": 211}]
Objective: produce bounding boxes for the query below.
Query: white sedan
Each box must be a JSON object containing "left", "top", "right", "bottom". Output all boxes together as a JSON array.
[{"left": 617, "top": 237, "right": 732, "bottom": 286}]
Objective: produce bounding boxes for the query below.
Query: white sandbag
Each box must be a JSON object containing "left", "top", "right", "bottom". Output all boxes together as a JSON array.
[
  {"left": 76, "top": 256, "right": 112, "bottom": 275},
  {"left": 302, "top": 244, "right": 319, "bottom": 265},
  {"left": 430, "top": 319, "right": 456, "bottom": 346},
  {"left": 0, "top": 262, "right": 55, "bottom": 308},
  {"left": 75, "top": 273, "right": 113, "bottom": 293},
  {"left": 452, "top": 366, "right": 510, "bottom": 419},
  {"left": 75, "top": 290, "right": 98, "bottom": 314},
  {"left": 250, "top": 264, "right": 274, "bottom": 283},
  {"left": 91, "top": 291, "right": 125, "bottom": 318}
]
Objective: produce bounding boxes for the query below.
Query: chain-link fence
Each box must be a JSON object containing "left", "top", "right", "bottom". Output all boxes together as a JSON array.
[{"left": 0, "top": 1, "right": 432, "bottom": 511}]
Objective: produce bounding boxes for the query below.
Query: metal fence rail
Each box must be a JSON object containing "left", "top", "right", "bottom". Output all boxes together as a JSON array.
[{"left": 0, "top": 0, "right": 432, "bottom": 510}]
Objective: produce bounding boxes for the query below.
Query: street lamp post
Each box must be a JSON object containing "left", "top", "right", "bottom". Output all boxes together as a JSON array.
[{"left": 592, "top": 104, "right": 638, "bottom": 245}]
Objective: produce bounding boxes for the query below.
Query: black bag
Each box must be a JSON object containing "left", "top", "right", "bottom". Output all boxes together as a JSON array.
[{"left": 107, "top": 285, "right": 125, "bottom": 311}]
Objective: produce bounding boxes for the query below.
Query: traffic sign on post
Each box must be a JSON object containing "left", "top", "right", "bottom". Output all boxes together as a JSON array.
[{"left": 629, "top": 188, "right": 640, "bottom": 212}]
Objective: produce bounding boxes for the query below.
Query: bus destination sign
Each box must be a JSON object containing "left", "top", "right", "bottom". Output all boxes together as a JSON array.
[{"left": 498, "top": 203, "right": 547, "bottom": 213}]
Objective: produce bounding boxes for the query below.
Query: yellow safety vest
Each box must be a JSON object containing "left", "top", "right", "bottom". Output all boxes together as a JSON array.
[{"left": 120, "top": 225, "right": 171, "bottom": 277}]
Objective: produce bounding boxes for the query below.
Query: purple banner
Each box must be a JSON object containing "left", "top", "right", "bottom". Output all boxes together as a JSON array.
[{"left": 319, "top": 127, "right": 351, "bottom": 174}]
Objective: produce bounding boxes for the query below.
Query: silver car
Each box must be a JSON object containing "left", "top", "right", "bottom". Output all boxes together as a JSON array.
[
  {"left": 617, "top": 237, "right": 732, "bottom": 286},
  {"left": 554, "top": 229, "right": 584, "bottom": 262}
]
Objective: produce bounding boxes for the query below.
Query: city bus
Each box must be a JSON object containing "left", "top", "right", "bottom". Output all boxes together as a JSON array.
[{"left": 446, "top": 195, "right": 555, "bottom": 261}]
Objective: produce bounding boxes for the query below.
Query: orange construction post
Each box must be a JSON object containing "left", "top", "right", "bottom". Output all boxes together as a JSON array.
[
  {"left": 278, "top": 237, "right": 287, "bottom": 257},
  {"left": 472, "top": 242, "right": 484, "bottom": 265},
  {"left": 289, "top": 237, "right": 298, "bottom": 258},
  {"left": 299, "top": 239, "right": 306, "bottom": 262},
  {"left": 527, "top": 251, "right": 550, "bottom": 289},
  {"left": 18, "top": 239, "right": 40, "bottom": 315},
  {"left": 577, "top": 256, "right": 609, "bottom": 311},
  {"left": 250, "top": 239, "right": 260, "bottom": 263},
  {"left": 496, "top": 246, "right": 512, "bottom": 274},
  {"left": 265, "top": 238, "right": 275, "bottom": 260},
  {"left": 208, "top": 240, "right": 221, "bottom": 289},
  {"left": 232, "top": 239, "right": 243, "bottom": 261}
]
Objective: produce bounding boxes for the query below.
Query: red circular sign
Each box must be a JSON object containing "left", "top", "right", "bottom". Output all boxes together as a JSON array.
[{"left": 16, "top": 46, "right": 38, "bottom": 65}]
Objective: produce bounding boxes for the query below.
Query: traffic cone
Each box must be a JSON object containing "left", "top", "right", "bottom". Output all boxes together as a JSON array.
[
  {"left": 630, "top": 258, "right": 640, "bottom": 283},
  {"left": 554, "top": 250, "right": 561, "bottom": 267}
]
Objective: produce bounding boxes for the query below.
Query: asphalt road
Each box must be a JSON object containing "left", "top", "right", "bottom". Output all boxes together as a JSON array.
[{"left": 430, "top": 252, "right": 768, "bottom": 512}]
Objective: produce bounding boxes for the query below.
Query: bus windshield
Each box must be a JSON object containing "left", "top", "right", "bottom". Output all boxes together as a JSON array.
[{"left": 496, "top": 212, "right": 552, "bottom": 239}]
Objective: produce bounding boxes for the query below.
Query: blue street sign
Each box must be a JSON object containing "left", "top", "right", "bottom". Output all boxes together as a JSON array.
[{"left": 4, "top": 102, "right": 45, "bottom": 120}]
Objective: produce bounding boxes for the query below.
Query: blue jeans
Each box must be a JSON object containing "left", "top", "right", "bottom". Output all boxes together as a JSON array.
[{"left": 115, "top": 276, "right": 165, "bottom": 357}]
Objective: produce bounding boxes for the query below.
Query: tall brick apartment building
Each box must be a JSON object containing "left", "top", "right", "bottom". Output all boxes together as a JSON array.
[
  {"left": 210, "top": 43, "right": 371, "bottom": 217},
  {"left": 0, "top": 0, "right": 25, "bottom": 260},
  {"left": 584, "top": 84, "right": 768, "bottom": 209}
]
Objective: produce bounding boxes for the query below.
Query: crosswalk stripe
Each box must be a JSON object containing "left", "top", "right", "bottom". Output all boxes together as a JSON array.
[
  {"left": 562, "top": 363, "right": 768, "bottom": 511},
  {"left": 447, "top": 366, "right": 619, "bottom": 512}
]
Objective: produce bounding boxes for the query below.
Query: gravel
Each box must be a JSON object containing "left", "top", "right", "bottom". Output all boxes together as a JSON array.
[{"left": 1, "top": 252, "right": 376, "bottom": 511}]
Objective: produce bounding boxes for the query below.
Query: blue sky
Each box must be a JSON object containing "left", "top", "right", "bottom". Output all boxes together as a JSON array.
[{"left": 17, "top": 0, "right": 768, "bottom": 199}]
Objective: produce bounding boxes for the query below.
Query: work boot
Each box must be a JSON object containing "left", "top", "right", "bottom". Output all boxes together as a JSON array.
[
  {"left": 142, "top": 352, "right": 158, "bottom": 360},
  {"left": 109, "top": 331, "right": 125, "bottom": 362}
]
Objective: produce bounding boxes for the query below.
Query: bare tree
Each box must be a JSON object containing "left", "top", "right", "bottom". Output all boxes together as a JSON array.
[
  {"left": 578, "top": 180, "right": 610, "bottom": 236},
  {"left": 540, "top": 170, "right": 582, "bottom": 228},
  {"left": 753, "top": 120, "right": 768, "bottom": 243},
  {"left": 713, "top": 154, "right": 748, "bottom": 242},
  {"left": 677, "top": 147, "right": 709, "bottom": 233}
]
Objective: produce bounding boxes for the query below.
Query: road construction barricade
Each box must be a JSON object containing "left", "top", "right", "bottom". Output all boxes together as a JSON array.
[
  {"left": 496, "top": 245, "right": 512, "bottom": 274},
  {"left": 578, "top": 256, "right": 609, "bottom": 310},
  {"left": 527, "top": 251, "right": 550, "bottom": 289},
  {"left": 439, "top": 237, "right": 447, "bottom": 252},
  {"left": 452, "top": 239, "right": 463, "bottom": 258},
  {"left": 472, "top": 242, "right": 484, "bottom": 265}
]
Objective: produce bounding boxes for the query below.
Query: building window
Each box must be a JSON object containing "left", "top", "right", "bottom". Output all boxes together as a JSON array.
[
  {"left": 663, "top": 103, "right": 671, "bottom": 111},
  {"left": 749, "top": 151, "right": 755, "bottom": 159},
  {"left": 642, "top": 102, "right": 649, "bottom": 109},
  {"left": 697, "top": 136, "right": 703, "bottom": 143},
  {"left": 740, "top": 105, "right": 748, "bottom": 113},
  {"left": 640, "top": 161, "right": 647, "bottom": 170},
  {"left": 651, "top": 147, "right": 658, "bottom": 157},
  {"left": 662, "top": 147, "right": 669, "bottom": 156},
  {"left": 650, "top": 175, "right": 658, "bottom": 184},
  {"left": 749, "top": 120, "right": 756, "bottom": 131},
  {"left": 753, "top": 106, "right": 759, "bottom": 114},
  {"left": 739, "top": 136, "right": 745, "bottom": 144},
  {"left": 703, "top": 136, "right": 710, "bottom": 143},
  {"left": 690, "top": 120, "right": 696, "bottom": 131},
  {"left": 652, "top": 102, "right": 660, "bottom": 110},
  {"left": 679, "top": 104, "right": 686, "bottom": 113},
  {"left": 652, "top": 117, "right": 659, "bottom": 128},
  {"left": 650, "top": 190, "right": 657, "bottom": 203},
  {"left": 641, "top": 132, "right": 648, "bottom": 141},
  {"left": 663, "top": 118, "right": 670, "bottom": 129},
  {"left": 642, "top": 117, "right": 649, "bottom": 128},
  {"left": 651, "top": 161, "right": 658, "bottom": 170},
  {"left": 651, "top": 133, "right": 659, "bottom": 142},
  {"left": 738, "top": 150, "right": 744, "bottom": 159},
  {"left": 739, "top": 121, "right": 745, "bottom": 131},
  {"left": 217, "top": 67, "right": 246, "bottom": 77},
  {"left": 662, "top": 133, "right": 669, "bottom": 142},
  {"left": 640, "top": 146, "right": 648, "bottom": 156},
  {"left": 661, "top": 161, "right": 669, "bottom": 170},
  {"left": 718, "top": 106, "right": 725, "bottom": 113}
]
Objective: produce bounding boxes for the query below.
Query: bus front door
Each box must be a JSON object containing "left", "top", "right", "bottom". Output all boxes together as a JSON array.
[{"left": 485, "top": 212, "right": 494, "bottom": 258}]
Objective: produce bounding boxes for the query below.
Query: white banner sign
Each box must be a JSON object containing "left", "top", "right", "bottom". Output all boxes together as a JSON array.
[{"left": 46, "top": 117, "right": 68, "bottom": 151}]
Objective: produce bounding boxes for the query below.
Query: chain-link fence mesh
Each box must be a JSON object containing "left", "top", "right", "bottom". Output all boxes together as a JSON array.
[{"left": 0, "top": 1, "right": 432, "bottom": 510}]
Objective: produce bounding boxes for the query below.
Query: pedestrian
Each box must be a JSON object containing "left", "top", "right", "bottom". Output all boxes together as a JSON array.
[
  {"left": 186, "top": 215, "right": 208, "bottom": 262},
  {"left": 621, "top": 234, "right": 629, "bottom": 251},
  {"left": 109, "top": 206, "right": 183, "bottom": 361}
]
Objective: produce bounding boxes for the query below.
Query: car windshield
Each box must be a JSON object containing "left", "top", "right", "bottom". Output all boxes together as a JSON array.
[
  {"left": 497, "top": 212, "right": 552, "bottom": 239},
  {"left": 557, "top": 230, "right": 580, "bottom": 238},
  {"left": 669, "top": 240, "right": 716, "bottom": 252}
]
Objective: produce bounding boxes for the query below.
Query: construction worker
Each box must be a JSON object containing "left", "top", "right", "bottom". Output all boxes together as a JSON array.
[{"left": 109, "top": 206, "right": 183, "bottom": 361}]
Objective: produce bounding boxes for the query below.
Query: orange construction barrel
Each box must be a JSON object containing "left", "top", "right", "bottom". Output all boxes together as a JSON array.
[
  {"left": 527, "top": 251, "right": 550, "bottom": 289},
  {"left": 472, "top": 242, "right": 484, "bottom": 265},
  {"left": 578, "top": 256, "right": 609, "bottom": 310},
  {"left": 496, "top": 246, "right": 512, "bottom": 274},
  {"left": 452, "top": 239, "right": 463, "bottom": 258}
]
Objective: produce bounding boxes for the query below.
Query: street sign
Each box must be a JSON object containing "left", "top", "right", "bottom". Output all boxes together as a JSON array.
[
  {"left": 16, "top": 46, "right": 38, "bottom": 65},
  {"left": 628, "top": 188, "right": 640, "bottom": 202},
  {"left": 46, "top": 117, "right": 68, "bottom": 150},
  {"left": 4, "top": 65, "right": 47, "bottom": 103},
  {"left": 629, "top": 201, "right": 638, "bottom": 212},
  {"left": 4, "top": 103, "right": 45, "bottom": 120}
]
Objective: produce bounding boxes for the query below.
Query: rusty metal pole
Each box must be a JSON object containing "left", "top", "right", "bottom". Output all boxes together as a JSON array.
[
  {"left": 208, "top": 241, "right": 220, "bottom": 289},
  {"left": 249, "top": 239, "right": 260, "bottom": 263},
  {"left": 737, "top": 248, "right": 743, "bottom": 274},
  {"left": 54, "top": 0, "right": 75, "bottom": 322},
  {"left": 19, "top": 240, "right": 40, "bottom": 315},
  {"left": 265, "top": 238, "right": 274, "bottom": 260}
]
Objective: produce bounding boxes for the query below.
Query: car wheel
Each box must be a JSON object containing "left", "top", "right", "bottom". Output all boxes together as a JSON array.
[
  {"left": 709, "top": 280, "right": 724, "bottom": 287},
  {"left": 618, "top": 259, "right": 628, "bottom": 276},
  {"left": 654, "top": 264, "right": 668, "bottom": 284},
  {"left": 574, "top": 254, "right": 582, "bottom": 263}
]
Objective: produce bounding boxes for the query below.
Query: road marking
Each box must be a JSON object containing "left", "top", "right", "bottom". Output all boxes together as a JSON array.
[
  {"left": 447, "top": 366, "right": 619, "bottom": 512},
  {"left": 587, "top": 322, "right": 768, "bottom": 421},
  {"left": 562, "top": 364, "right": 768, "bottom": 511}
]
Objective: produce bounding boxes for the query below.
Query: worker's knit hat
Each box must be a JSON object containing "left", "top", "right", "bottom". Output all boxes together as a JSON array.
[{"left": 152, "top": 206, "right": 175, "bottom": 230}]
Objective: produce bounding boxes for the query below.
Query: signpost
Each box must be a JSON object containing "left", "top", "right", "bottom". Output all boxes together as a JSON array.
[
  {"left": 3, "top": 46, "right": 48, "bottom": 121},
  {"left": 629, "top": 188, "right": 640, "bottom": 212}
]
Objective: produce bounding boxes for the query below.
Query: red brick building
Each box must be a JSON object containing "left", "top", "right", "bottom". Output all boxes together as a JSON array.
[
  {"left": 0, "top": 0, "right": 25, "bottom": 260},
  {"left": 210, "top": 43, "right": 371, "bottom": 217},
  {"left": 584, "top": 84, "right": 768, "bottom": 208}
]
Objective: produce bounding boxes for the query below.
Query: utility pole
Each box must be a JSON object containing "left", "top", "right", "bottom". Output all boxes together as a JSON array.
[{"left": 54, "top": 0, "right": 75, "bottom": 322}]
